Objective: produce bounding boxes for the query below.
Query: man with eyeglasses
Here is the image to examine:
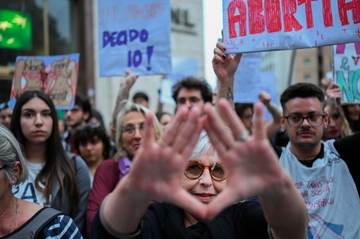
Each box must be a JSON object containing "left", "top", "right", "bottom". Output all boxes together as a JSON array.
[
  {"left": 274, "top": 82, "right": 360, "bottom": 238},
  {"left": 62, "top": 94, "right": 92, "bottom": 154},
  {"left": 172, "top": 76, "right": 213, "bottom": 114},
  {"left": 213, "top": 41, "right": 360, "bottom": 238}
]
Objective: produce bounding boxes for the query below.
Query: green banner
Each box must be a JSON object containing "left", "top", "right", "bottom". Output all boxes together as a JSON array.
[{"left": 0, "top": 9, "right": 32, "bottom": 50}]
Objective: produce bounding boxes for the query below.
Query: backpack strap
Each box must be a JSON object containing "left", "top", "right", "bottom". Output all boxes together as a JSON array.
[
  {"left": 34, "top": 207, "right": 63, "bottom": 237},
  {"left": 7, "top": 207, "right": 63, "bottom": 239}
]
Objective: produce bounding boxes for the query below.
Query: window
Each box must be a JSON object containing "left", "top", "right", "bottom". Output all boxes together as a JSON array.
[
  {"left": 0, "top": 0, "right": 76, "bottom": 67},
  {"left": 304, "top": 74, "right": 312, "bottom": 82},
  {"left": 303, "top": 58, "right": 311, "bottom": 66}
]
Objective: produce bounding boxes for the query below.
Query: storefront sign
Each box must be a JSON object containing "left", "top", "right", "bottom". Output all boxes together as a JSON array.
[{"left": 0, "top": 9, "right": 32, "bottom": 50}]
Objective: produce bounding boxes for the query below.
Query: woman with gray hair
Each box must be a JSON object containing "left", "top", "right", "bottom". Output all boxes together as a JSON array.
[
  {"left": 91, "top": 100, "right": 308, "bottom": 239},
  {"left": 0, "top": 125, "right": 82, "bottom": 238},
  {"left": 86, "top": 101, "right": 162, "bottom": 235}
]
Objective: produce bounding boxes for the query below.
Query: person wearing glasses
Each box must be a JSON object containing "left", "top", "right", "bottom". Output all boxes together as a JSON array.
[
  {"left": 278, "top": 83, "right": 360, "bottom": 238},
  {"left": 9, "top": 90, "right": 91, "bottom": 233},
  {"left": 74, "top": 123, "right": 112, "bottom": 186},
  {"left": 213, "top": 41, "right": 360, "bottom": 238},
  {"left": 86, "top": 101, "right": 162, "bottom": 236},
  {"left": 90, "top": 100, "right": 308, "bottom": 239}
]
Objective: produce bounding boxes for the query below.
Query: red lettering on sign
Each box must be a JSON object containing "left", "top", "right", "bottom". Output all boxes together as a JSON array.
[
  {"left": 265, "top": 0, "right": 282, "bottom": 33},
  {"left": 228, "top": 0, "right": 247, "bottom": 38},
  {"left": 282, "top": 0, "right": 303, "bottom": 32},
  {"left": 336, "top": 42, "right": 360, "bottom": 54},
  {"left": 298, "top": 0, "right": 315, "bottom": 28},
  {"left": 322, "top": 0, "right": 333, "bottom": 27},
  {"left": 248, "top": 0, "right": 265, "bottom": 34},
  {"left": 338, "top": 0, "right": 360, "bottom": 26}
]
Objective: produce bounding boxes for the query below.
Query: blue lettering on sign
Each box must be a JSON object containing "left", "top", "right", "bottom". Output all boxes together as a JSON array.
[
  {"left": 103, "top": 29, "right": 154, "bottom": 71},
  {"left": 103, "top": 29, "right": 149, "bottom": 47}
]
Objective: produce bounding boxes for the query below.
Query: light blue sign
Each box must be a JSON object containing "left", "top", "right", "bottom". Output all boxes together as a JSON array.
[
  {"left": 98, "top": 0, "right": 172, "bottom": 77},
  {"left": 160, "top": 57, "right": 199, "bottom": 104}
]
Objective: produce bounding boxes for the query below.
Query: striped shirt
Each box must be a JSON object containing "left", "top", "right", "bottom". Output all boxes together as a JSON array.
[{"left": 41, "top": 215, "right": 83, "bottom": 239}]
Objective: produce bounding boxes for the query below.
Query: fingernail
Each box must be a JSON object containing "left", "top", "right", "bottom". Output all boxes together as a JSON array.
[
  {"left": 222, "top": 61, "right": 225, "bottom": 64},
  {"left": 222, "top": 54, "right": 226, "bottom": 59},
  {"left": 223, "top": 47, "right": 227, "bottom": 51}
]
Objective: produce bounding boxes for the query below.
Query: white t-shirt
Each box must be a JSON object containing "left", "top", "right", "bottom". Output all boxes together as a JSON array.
[
  {"left": 280, "top": 140, "right": 360, "bottom": 238},
  {"left": 13, "top": 161, "right": 49, "bottom": 207}
]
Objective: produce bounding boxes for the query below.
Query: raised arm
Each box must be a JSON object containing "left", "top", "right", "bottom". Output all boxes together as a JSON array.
[
  {"left": 259, "top": 91, "right": 282, "bottom": 139},
  {"left": 203, "top": 99, "right": 308, "bottom": 239},
  {"left": 100, "top": 107, "right": 207, "bottom": 236},
  {"left": 212, "top": 42, "right": 242, "bottom": 109},
  {"left": 112, "top": 70, "right": 138, "bottom": 125}
]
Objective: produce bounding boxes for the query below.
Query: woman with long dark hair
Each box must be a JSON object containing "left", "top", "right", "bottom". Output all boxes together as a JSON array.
[{"left": 10, "top": 90, "right": 90, "bottom": 231}]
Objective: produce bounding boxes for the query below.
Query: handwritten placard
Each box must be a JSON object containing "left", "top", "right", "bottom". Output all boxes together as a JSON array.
[
  {"left": 98, "top": 0, "right": 172, "bottom": 77},
  {"left": 234, "top": 52, "right": 262, "bottom": 103},
  {"left": 223, "top": 0, "right": 360, "bottom": 53},
  {"left": 261, "top": 71, "right": 278, "bottom": 121},
  {"left": 9, "top": 54, "right": 79, "bottom": 110},
  {"left": 333, "top": 42, "right": 360, "bottom": 104}
]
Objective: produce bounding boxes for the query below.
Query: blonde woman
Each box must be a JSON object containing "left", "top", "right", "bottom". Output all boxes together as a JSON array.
[{"left": 86, "top": 101, "right": 161, "bottom": 235}]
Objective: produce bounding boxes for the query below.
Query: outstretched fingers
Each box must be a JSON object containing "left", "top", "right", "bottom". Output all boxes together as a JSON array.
[
  {"left": 252, "top": 102, "right": 266, "bottom": 141},
  {"left": 159, "top": 107, "right": 189, "bottom": 147},
  {"left": 216, "top": 98, "right": 249, "bottom": 139},
  {"left": 172, "top": 107, "right": 202, "bottom": 155},
  {"left": 203, "top": 102, "right": 234, "bottom": 155},
  {"left": 143, "top": 112, "right": 156, "bottom": 148}
]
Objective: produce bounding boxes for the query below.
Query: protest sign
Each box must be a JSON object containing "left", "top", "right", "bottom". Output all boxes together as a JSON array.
[
  {"left": 333, "top": 42, "right": 360, "bottom": 103},
  {"left": 98, "top": 0, "right": 172, "bottom": 77},
  {"left": 234, "top": 52, "right": 278, "bottom": 121},
  {"left": 234, "top": 52, "right": 262, "bottom": 103},
  {"left": 260, "top": 71, "right": 278, "bottom": 121},
  {"left": 9, "top": 54, "right": 79, "bottom": 110},
  {"left": 223, "top": 0, "right": 360, "bottom": 53},
  {"left": 160, "top": 57, "right": 198, "bottom": 105}
]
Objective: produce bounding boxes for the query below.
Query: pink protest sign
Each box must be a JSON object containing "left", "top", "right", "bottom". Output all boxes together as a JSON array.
[
  {"left": 333, "top": 42, "right": 360, "bottom": 104},
  {"left": 223, "top": 0, "right": 360, "bottom": 53}
]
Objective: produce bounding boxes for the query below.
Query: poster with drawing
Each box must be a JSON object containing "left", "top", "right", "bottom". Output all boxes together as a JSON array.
[
  {"left": 333, "top": 42, "right": 360, "bottom": 104},
  {"left": 9, "top": 54, "right": 80, "bottom": 109},
  {"left": 97, "top": 0, "right": 172, "bottom": 77},
  {"left": 223, "top": 0, "right": 360, "bottom": 53}
]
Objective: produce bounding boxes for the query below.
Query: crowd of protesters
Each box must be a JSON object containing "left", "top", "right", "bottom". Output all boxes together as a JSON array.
[{"left": 0, "top": 42, "right": 359, "bottom": 239}]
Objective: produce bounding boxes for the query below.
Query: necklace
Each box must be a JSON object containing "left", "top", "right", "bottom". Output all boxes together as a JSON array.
[{"left": 7, "top": 198, "right": 19, "bottom": 235}]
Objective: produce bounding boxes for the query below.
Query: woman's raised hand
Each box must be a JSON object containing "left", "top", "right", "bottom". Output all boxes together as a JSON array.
[
  {"left": 212, "top": 42, "right": 242, "bottom": 82},
  {"left": 126, "top": 106, "right": 208, "bottom": 219},
  {"left": 204, "top": 99, "right": 286, "bottom": 218}
]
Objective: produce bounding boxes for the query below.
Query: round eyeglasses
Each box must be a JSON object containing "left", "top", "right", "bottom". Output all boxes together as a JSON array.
[{"left": 184, "top": 161, "right": 226, "bottom": 181}]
